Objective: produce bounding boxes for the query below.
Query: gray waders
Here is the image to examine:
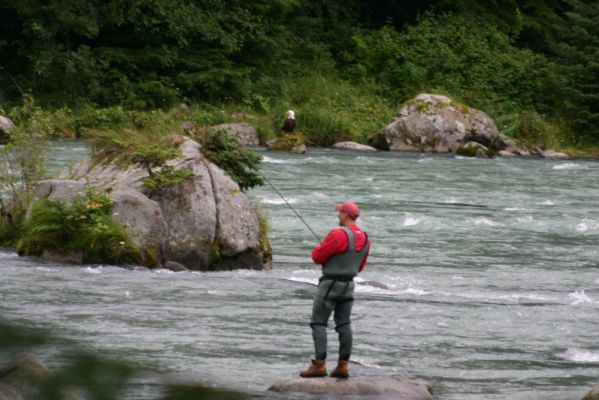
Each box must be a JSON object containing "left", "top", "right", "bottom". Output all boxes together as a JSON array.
[{"left": 310, "top": 226, "right": 369, "bottom": 361}]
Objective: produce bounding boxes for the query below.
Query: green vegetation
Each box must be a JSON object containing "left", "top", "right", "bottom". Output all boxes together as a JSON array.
[
  {"left": 1, "top": 1, "right": 599, "bottom": 150},
  {"left": 209, "top": 239, "right": 223, "bottom": 265},
  {"left": 0, "top": 320, "right": 250, "bottom": 400},
  {"left": 130, "top": 145, "right": 195, "bottom": 196},
  {"left": 198, "top": 130, "right": 264, "bottom": 191},
  {"left": 0, "top": 98, "right": 49, "bottom": 246},
  {"left": 17, "top": 188, "right": 142, "bottom": 265},
  {"left": 255, "top": 207, "right": 272, "bottom": 265}
]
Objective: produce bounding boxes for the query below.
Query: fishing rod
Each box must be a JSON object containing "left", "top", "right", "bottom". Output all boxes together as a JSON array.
[{"left": 252, "top": 164, "right": 322, "bottom": 243}]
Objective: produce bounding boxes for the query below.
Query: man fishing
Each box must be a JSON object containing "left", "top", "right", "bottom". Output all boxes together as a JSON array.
[{"left": 300, "top": 201, "right": 370, "bottom": 379}]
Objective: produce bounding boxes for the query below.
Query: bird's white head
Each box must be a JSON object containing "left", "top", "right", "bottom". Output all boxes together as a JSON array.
[{"left": 286, "top": 110, "right": 295, "bottom": 120}]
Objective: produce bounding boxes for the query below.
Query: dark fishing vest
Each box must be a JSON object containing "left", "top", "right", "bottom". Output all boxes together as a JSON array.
[{"left": 322, "top": 227, "right": 369, "bottom": 279}]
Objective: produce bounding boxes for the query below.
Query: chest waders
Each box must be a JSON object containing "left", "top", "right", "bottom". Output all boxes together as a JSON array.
[{"left": 310, "top": 227, "right": 369, "bottom": 361}]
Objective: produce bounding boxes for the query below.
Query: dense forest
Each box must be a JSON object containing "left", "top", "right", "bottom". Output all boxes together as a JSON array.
[{"left": 1, "top": 0, "right": 598, "bottom": 146}]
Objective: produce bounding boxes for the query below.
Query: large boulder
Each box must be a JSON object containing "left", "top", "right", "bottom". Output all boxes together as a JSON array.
[
  {"left": 269, "top": 376, "right": 433, "bottom": 399},
  {"left": 34, "top": 136, "right": 270, "bottom": 271},
  {"left": 0, "top": 353, "right": 76, "bottom": 400},
  {"left": 209, "top": 123, "right": 260, "bottom": 146},
  {"left": 370, "top": 94, "right": 520, "bottom": 155}
]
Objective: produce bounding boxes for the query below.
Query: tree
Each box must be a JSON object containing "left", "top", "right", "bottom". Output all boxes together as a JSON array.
[{"left": 553, "top": 0, "right": 599, "bottom": 143}]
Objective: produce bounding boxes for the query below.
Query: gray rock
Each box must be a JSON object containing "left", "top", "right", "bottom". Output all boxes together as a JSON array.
[
  {"left": 111, "top": 189, "right": 168, "bottom": 263},
  {"left": 208, "top": 163, "right": 265, "bottom": 269},
  {"left": 583, "top": 384, "right": 599, "bottom": 400},
  {"left": 456, "top": 142, "right": 490, "bottom": 158},
  {"left": 0, "top": 353, "right": 76, "bottom": 400},
  {"left": 33, "top": 179, "right": 86, "bottom": 202},
  {"left": 371, "top": 94, "right": 520, "bottom": 155},
  {"left": 32, "top": 137, "right": 271, "bottom": 271},
  {"left": 156, "top": 160, "right": 217, "bottom": 270},
  {"left": 358, "top": 280, "right": 389, "bottom": 290},
  {"left": 290, "top": 144, "right": 307, "bottom": 154},
  {"left": 41, "top": 250, "right": 83, "bottom": 264},
  {"left": 27, "top": 179, "right": 87, "bottom": 220},
  {"left": 515, "top": 148, "right": 531, "bottom": 156},
  {"left": 209, "top": 123, "right": 259, "bottom": 146},
  {"left": 163, "top": 261, "right": 188, "bottom": 272},
  {"left": 269, "top": 376, "right": 433, "bottom": 399},
  {"left": 332, "top": 141, "right": 377, "bottom": 152},
  {"left": 0, "top": 116, "right": 15, "bottom": 133},
  {"left": 497, "top": 150, "right": 516, "bottom": 157},
  {"left": 541, "top": 150, "right": 569, "bottom": 159}
]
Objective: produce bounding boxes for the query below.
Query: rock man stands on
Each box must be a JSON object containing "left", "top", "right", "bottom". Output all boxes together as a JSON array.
[{"left": 300, "top": 201, "right": 371, "bottom": 379}]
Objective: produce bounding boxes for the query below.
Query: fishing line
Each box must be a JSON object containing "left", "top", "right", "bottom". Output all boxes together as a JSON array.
[
  {"left": 239, "top": 147, "right": 321, "bottom": 242},
  {"left": 253, "top": 165, "right": 321, "bottom": 242}
]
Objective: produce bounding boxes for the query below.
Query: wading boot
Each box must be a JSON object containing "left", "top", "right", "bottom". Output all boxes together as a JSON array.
[
  {"left": 330, "top": 360, "right": 349, "bottom": 379},
  {"left": 299, "top": 359, "right": 327, "bottom": 378}
]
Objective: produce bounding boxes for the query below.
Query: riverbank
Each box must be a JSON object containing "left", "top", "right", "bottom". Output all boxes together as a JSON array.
[{"left": 2, "top": 97, "right": 598, "bottom": 158}]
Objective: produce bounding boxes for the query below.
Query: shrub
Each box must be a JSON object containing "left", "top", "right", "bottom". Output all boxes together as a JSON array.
[
  {"left": 0, "top": 99, "right": 48, "bottom": 242},
  {"left": 255, "top": 207, "right": 272, "bottom": 265},
  {"left": 17, "top": 189, "right": 142, "bottom": 265},
  {"left": 142, "top": 165, "right": 194, "bottom": 197},
  {"left": 199, "top": 130, "right": 264, "bottom": 191},
  {"left": 298, "top": 109, "right": 352, "bottom": 146},
  {"left": 496, "top": 110, "right": 570, "bottom": 150},
  {"left": 269, "top": 133, "right": 304, "bottom": 151}
]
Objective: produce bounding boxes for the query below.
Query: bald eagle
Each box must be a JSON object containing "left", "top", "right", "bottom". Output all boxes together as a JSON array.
[{"left": 282, "top": 110, "right": 296, "bottom": 133}]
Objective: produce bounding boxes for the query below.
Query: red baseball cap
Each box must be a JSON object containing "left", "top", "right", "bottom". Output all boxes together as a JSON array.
[{"left": 334, "top": 201, "right": 360, "bottom": 218}]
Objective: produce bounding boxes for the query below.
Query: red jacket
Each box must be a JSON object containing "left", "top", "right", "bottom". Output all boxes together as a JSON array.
[{"left": 311, "top": 225, "right": 370, "bottom": 273}]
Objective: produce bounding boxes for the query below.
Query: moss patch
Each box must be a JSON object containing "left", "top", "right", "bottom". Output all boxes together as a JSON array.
[
  {"left": 270, "top": 133, "right": 304, "bottom": 151},
  {"left": 255, "top": 207, "right": 272, "bottom": 265},
  {"left": 209, "top": 239, "right": 223, "bottom": 265}
]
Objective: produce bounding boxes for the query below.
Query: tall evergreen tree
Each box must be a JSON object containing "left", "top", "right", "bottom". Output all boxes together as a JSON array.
[{"left": 553, "top": 0, "right": 599, "bottom": 143}]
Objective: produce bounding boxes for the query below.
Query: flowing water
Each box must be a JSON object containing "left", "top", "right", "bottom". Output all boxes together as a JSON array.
[{"left": 1, "top": 142, "right": 599, "bottom": 399}]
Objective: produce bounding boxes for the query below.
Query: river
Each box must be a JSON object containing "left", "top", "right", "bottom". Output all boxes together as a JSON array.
[{"left": 1, "top": 141, "right": 598, "bottom": 399}]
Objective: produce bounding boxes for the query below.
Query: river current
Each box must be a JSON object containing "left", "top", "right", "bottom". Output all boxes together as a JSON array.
[{"left": 1, "top": 141, "right": 598, "bottom": 399}]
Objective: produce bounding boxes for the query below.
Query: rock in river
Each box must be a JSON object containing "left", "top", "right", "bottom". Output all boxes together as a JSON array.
[
  {"left": 269, "top": 375, "right": 433, "bottom": 399},
  {"left": 34, "top": 136, "right": 271, "bottom": 271},
  {"left": 370, "top": 93, "right": 521, "bottom": 156}
]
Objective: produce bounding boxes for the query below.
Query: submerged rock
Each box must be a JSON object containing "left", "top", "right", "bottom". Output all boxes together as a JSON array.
[
  {"left": 358, "top": 280, "right": 389, "bottom": 290},
  {"left": 33, "top": 136, "right": 271, "bottom": 271},
  {"left": 541, "top": 149, "right": 569, "bottom": 159},
  {"left": 370, "top": 94, "right": 520, "bottom": 156},
  {"left": 332, "top": 141, "right": 377, "bottom": 152},
  {"left": 269, "top": 376, "right": 433, "bottom": 399},
  {"left": 163, "top": 261, "right": 188, "bottom": 272}
]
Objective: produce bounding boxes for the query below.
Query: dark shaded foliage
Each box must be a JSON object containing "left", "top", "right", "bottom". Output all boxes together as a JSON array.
[{"left": 0, "top": 0, "right": 597, "bottom": 142}]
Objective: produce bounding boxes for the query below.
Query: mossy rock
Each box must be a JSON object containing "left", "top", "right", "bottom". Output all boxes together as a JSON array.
[
  {"left": 268, "top": 133, "right": 304, "bottom": 151},
  {"left": 456, "top": 142, "right": 493, "bottom": 158},
  {"left": 209, "top": 239, "right": 223, "bottom": 265}
]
